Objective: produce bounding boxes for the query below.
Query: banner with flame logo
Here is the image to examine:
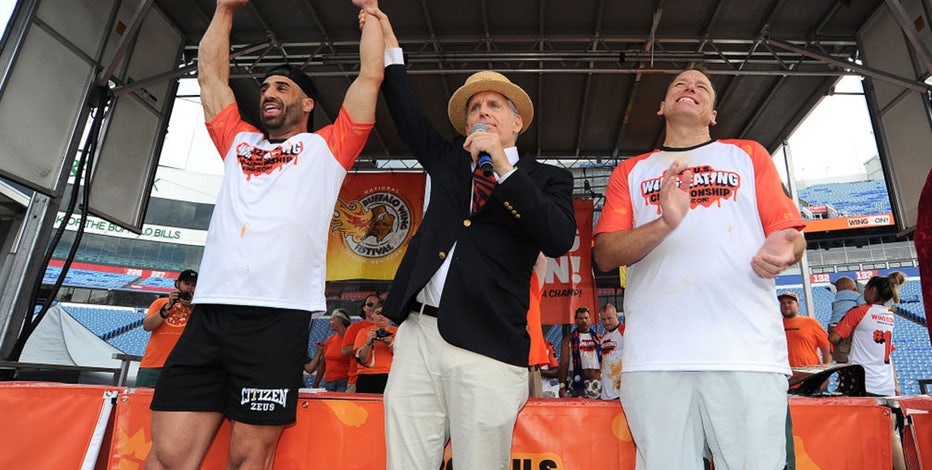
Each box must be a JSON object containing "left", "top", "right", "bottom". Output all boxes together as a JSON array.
[
  {"left": 540, "top": 199, "right": 599, "bottom": 325},
  {"left": 327, "top": 172, "right": 426, "bottom": 280}
]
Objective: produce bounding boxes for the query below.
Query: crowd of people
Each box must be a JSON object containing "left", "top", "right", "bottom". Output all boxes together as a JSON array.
[{"left": 130, "top": 1, "right": 917, "bottom": 469}]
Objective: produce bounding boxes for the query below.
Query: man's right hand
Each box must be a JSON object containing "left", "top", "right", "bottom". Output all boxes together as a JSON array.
[
  {"left": 659, "top": 160, "right": 693, "bottom": 230},
  {"left": 358, "top": 5, "right": 398, "bottom": 49},
  {"left": 217, "top": 0, "right": 249, "bottom": 10},
  {"left": 165, "top": 290, "right": 180, "bottom": 308}
]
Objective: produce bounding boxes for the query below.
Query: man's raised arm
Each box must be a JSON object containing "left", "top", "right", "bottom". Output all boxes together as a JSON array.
[
  {"left": 198, "top": 0, "right": 245, "bottom": 121},
  {"left": 342, "top": 2, "right": 385, "bottom": 123}
]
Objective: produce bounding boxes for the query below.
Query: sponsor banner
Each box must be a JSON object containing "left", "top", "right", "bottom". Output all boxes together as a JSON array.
[
  {"left": 99, "top": 390, "right": 894, "bottom": 469},
  {"left": 0, "top": 384, "right": 900, "bottom": 469},
  {"left": 327, "top": 172, "right": 426, "bottom": 281},
  {"left": 804, "top": 213, "right": 895, "bottom": 233},
  {"left": 540, "top": 199, "right": 599, "bottom": 325},
  {"left": 54, "top": 212, "right": 207, "bottom": 246}
]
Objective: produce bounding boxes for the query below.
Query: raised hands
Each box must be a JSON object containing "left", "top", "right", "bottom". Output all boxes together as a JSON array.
[{"left": 217, "top": 0, "right": 249, "bottom": 11}]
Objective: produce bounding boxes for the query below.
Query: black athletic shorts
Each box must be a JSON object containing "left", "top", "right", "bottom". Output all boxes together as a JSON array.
[{"left": 150, "top": 303, "right": 311, "bottom": 425}]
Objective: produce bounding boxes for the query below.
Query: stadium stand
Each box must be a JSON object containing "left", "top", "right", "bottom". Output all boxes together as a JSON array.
[
  {"left": 62, "top": 304, "right": 145, "bottom": 339},
  {"left": 891, "top": 318, "right": 932, "bottom": 395},
  {"left": 107, "top": 328, "right": 151, "bottom": 357},
  {"left": 52, "top": 272, "right": 931, "bottom": 395},
  {"left": 797, "top": 180, "right": 892, "bottom": 217},
  {"left": 896, "top": 280, "right": 925, "bottom": 322},
  {"left": 134, "top": 277, "right": 176, "bottom": 289},
  {"left": 43, "top": 266, "right": 140, "bottom": 290}
]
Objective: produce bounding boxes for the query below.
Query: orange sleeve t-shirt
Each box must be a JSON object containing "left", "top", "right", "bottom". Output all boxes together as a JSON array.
[
  {"left": 354, "top": 325, "right": 397, "bottom": 375},
  {"left": 139, "top": 298, "right": 192, "bottom": 369},
  {"left": 527, "top": 271, "right": 549, "bottom": 367},
  {"left": 783, "top": 316, "right": 830, "bottom": 367},
  {"left": 322, "top": 333, "right": 352, "bottom": 382},
  {"left": 342, "top": 319, "right": 373, "bottom": 383}
]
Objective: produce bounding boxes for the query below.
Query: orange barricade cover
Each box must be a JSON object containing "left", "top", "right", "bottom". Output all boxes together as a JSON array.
[
  {"left": 788, "top": 396, "right": 891, "bottom": 469},
  {"left": 0, "top": 382, "right": 119, "bottom": 469},
  {"left": 895, "top": 396, "right": 932, "bottom": 469},
  {"left": 0, "top": 383, "right": 904, "bottom": 469}
]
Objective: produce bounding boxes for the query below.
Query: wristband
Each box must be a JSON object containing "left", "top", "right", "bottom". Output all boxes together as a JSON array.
[{"left": 159, "top": 307, "right": 169, "bottom": 319}]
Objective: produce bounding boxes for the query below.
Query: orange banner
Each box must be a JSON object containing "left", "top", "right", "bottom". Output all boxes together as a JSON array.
[
  {"left": 105, "top": 393, "right": 890, "bottom": 469},
  {"left": 0, "top": 383, "right": 897, "bottom": 469},
  {"left": 0, "top": 382, "right": 118, "bottom": 469},
  {"left": 803, "top": 212, "right": 895, "bottom": 232},
  {"left": 895, "top": 396, "right": 932, "bottom": 469},
  {"left": 540, "top": 199, "right": 599, "bottom": 324},
  {"left": 108, "top": 389, "right": 388, "bottom": 469},
  {"left": 788, "top": 397, "right": 891, "bottom": 469},
  {"left": 326, "top": 172, "right": 426, "bottom": 281}
]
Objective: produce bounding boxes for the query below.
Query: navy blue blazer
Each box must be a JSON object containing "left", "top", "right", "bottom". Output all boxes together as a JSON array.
[{"left": 381, "top": 64, "right": 576, "bottom": 367}]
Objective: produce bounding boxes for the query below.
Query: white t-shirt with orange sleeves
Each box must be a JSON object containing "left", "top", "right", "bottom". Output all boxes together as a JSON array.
[
  {"left": 594, "top": 140, "right": 804, "bottom": 375},
  {"left": 833, "top": 303, "right": 896, "bottom": 395},
  {"left": 194, "top": 103, "right": 373, "bottom": 312}
]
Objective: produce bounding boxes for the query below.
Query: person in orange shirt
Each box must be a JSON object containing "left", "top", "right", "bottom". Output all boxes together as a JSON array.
[
  {"left": 779, "top": 291, "right": 831, "bottom": 367},
  {"left": 137, "top": 269, "right": 197, "bottom": 388},
  {"left": 342, "top": 294, "right": 379, "bottom": 392},
  {"left": 527, "top": 253, "right": 549, "bottom": 397},
  {"left": 354, "top": 305, "right": 396, "bottom": 393},
  {"left": 305, "top": 308, "right": 353, "bottom": 391}
]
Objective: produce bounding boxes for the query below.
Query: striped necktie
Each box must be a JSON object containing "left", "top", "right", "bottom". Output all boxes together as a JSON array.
[{"left": 471, "top": 165, "right": 496, "bottom": 214}]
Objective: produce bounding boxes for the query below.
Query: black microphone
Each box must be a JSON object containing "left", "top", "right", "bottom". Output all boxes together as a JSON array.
[{"left": 469, "top": 123, "right": 494, "bottom": 177}]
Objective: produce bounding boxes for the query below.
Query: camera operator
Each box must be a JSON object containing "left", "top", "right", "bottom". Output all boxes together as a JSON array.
[
  {"left": 137, "top": 269, "right": 198, "bottom": 388},
  {"left": 353, "top": 305, "right": 396, "bottom": 393}
]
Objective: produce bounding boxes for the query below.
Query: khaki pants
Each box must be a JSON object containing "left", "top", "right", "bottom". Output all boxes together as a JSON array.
[
  {"left": 828, "top": 323, "right": 852, "bottom": 363},
  {"left": 528, "top": 366, "right": 543, "bottom": 397},
  {"left": 384, "top": 312, "right": 528, "bottom": 470}
]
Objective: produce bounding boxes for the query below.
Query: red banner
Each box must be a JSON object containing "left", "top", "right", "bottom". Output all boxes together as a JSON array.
[
  {"left": 326, "top": 172, "right": 426, "bottom": 281},
  {"left": 540, "top": 199, "right": 599, "bottom": 324}
]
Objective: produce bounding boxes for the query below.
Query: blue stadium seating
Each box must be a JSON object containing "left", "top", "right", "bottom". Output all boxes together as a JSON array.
[
  {"left": 135, "top": 277, "right": 176, "bottom": 289},
  {"left": 891, "top": 319, "right": 932, "bottom": 396},
  {"left": 62, "top": 305, "right": 145, "bottom": 339},
  {"left": 107, "top": 328, "right": 152, "bottom": 356},
  {"left": 43, "top": 266, "right": 140, "bottom": 290},
  {"left": 895, "top": 280, "right": 925, "bottom": 322},
  {"left": 797, "top": 180, "right": 892, "bottom": 217}
]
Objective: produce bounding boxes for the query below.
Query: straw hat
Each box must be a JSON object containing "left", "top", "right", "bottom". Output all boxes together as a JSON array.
[{"left": 447, "top": 71, "right": 534, "bottom": 136}]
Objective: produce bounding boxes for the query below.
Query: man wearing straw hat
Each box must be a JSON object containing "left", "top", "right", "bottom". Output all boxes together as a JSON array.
[{"left": 363, "top": 7, "right": 576, "bottom": 469}]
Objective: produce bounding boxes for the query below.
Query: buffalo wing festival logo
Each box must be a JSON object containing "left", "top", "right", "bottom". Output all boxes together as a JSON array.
[
  {"left": 331, "top": 188, "right": 412, "bottom": 258},
  {"left": 641, "top": 164, "right": 741, "bottom": 213},
  {"left": 236, "top": 141, "right": 304, "bottom": 180}
]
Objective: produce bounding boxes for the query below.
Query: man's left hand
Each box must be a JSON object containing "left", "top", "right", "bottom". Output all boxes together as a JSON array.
[{"left": 751, "top": 228, "right": 801, "bottom": 278}]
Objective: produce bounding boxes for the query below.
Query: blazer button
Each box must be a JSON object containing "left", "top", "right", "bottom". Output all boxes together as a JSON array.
[
  {"left": 515, "top": 214, "right": 521, "bottom": 219},
  {"left": 439, "top": 251, "right": 446, "bottom": 259},
  {"left": 463, "top": 219, "right": 472, "bottom": 227},
  {"left": 511, "top": 210, "right": 518, "bottom": 215}
]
